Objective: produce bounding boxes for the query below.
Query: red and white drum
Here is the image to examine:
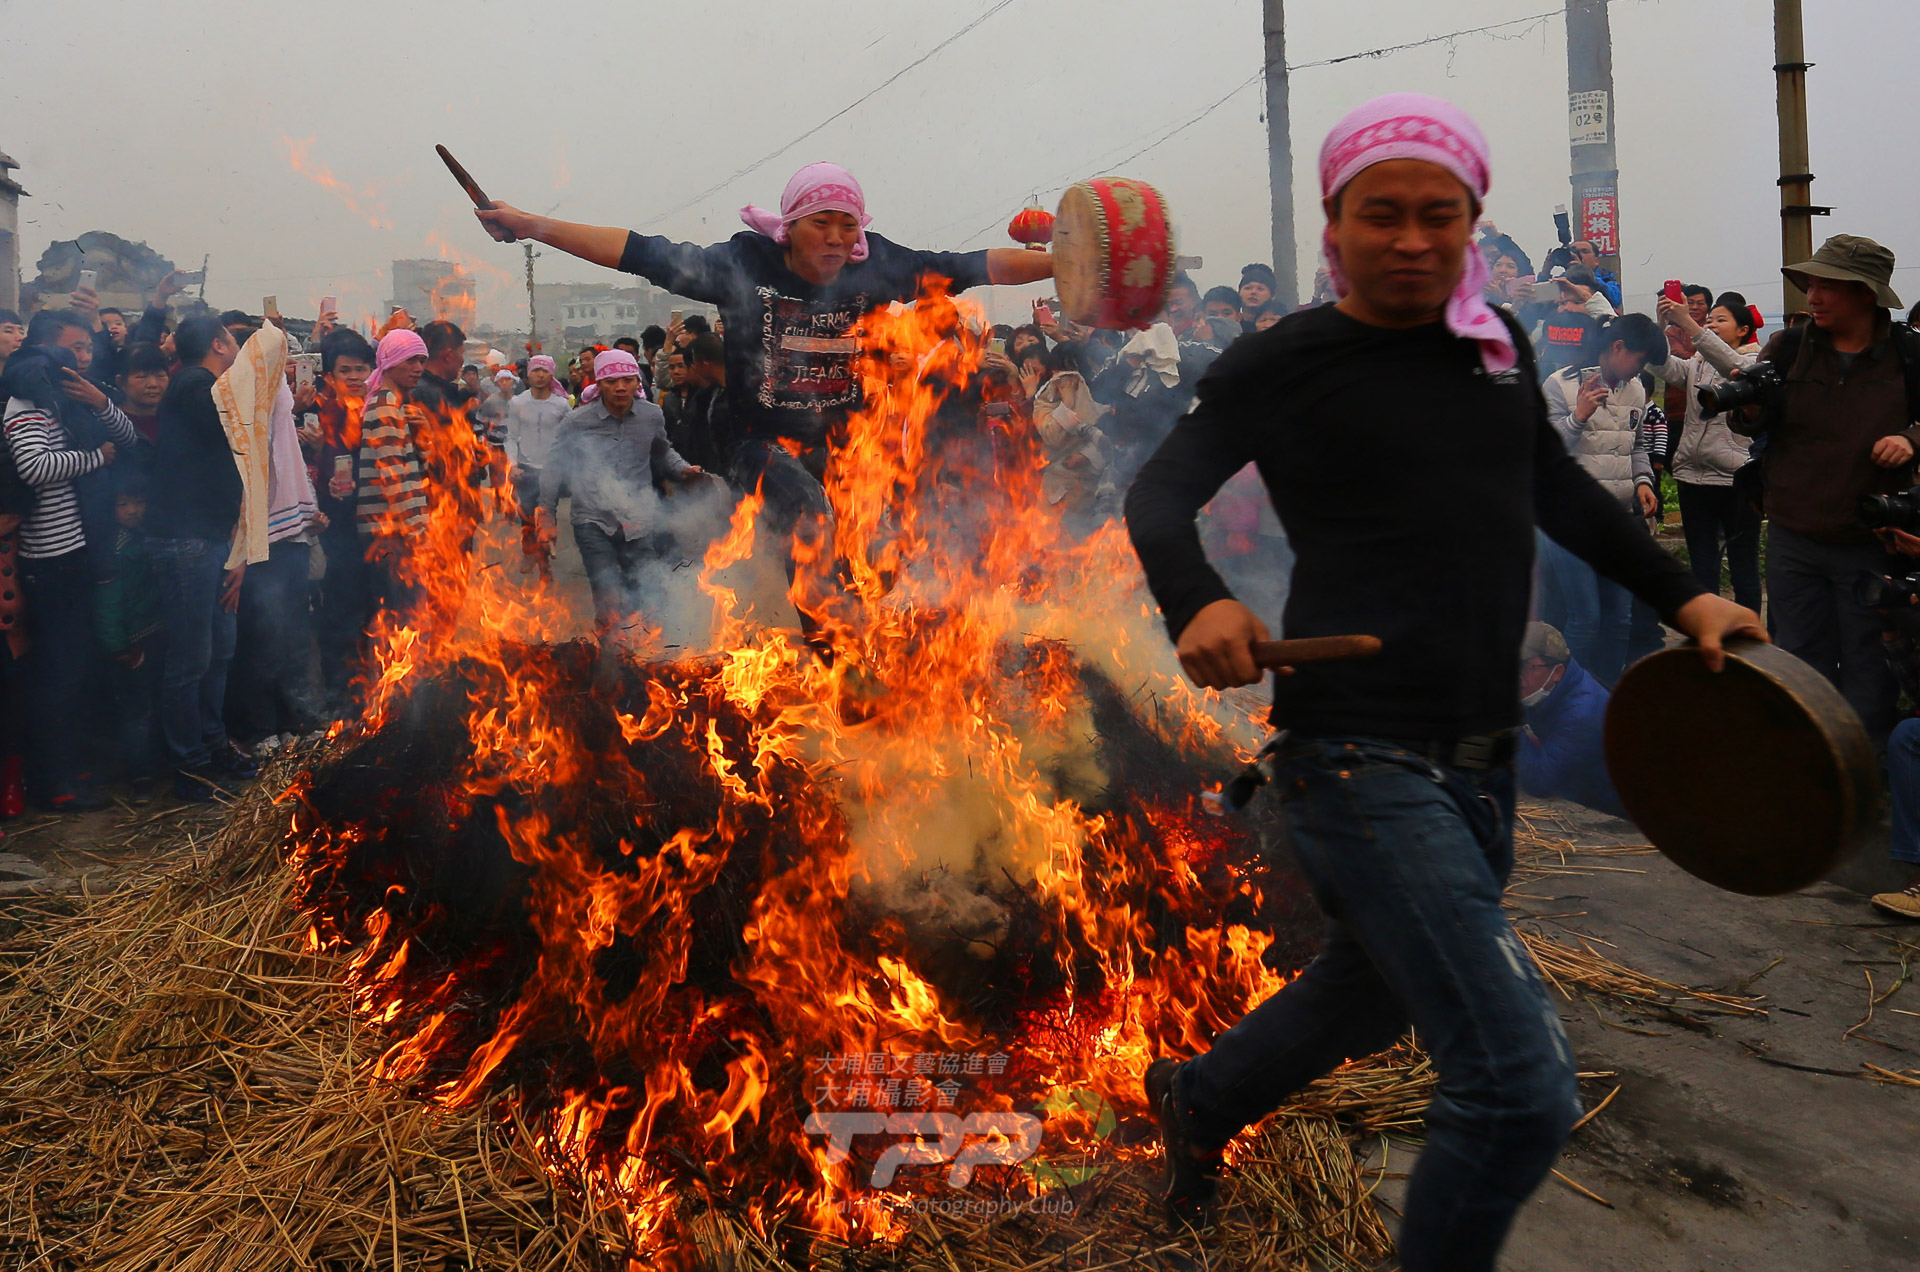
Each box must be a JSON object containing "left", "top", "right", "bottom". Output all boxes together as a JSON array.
[{"left": 1051, "top": 178, "right": 1175, "bottom": 331}]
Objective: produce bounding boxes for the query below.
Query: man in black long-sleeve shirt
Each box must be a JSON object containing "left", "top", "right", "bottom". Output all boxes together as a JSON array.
[
  {"left": 1124, "top": 94, "right": 1761, "bottom": 1270},
  {"left": 470, "top": 162, "right": 1055, "bottom": 650}
]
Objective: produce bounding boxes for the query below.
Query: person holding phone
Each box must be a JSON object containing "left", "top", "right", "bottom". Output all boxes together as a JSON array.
[
  {"left": 1, "top": 339, "right": 138, "bottom": 810},
  {"left": 472, "top": 162, "right": 1054, "bottom": 655},
  {"left": 1536, "top": 313, "right": 1673, "bottom": 684},
  {"left": 1521, "top": 270, "right": 1617, "bottom": 381},
  {"left": 1652, "top": 291, "right": 1765, "bottom": 609}
]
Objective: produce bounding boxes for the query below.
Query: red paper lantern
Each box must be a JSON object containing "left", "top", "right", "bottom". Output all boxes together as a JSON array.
[{"left": 1007, "top": 206, "right": 1055, "bottom": 248}]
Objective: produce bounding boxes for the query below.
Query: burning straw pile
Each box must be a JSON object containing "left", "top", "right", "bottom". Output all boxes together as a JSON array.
[
  {"left": 0, "top": 750, "right": 1752, "bottom": 1272},
  {"left": 0, "top": 288, "right": 1762, "bottom": 1270}
]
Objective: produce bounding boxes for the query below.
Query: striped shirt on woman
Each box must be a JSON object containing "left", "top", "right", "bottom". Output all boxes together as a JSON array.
[{"left": 1, "top": 397, "right": 139, "bottom": 559}]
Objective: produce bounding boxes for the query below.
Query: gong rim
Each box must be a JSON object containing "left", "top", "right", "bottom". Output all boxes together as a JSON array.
[{"left": 1602, "top": 639, "right": 1883, "bottom": 896}]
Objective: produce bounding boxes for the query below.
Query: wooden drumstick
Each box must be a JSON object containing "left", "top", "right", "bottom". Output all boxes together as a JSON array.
[
  {"left": 437, "top": 144, "right": 490, "bottom": 207},
  {"left": 437, "top": 144, "right": 517, "bottom": 243},
  {"left": 1251, "top": 635, "right": 1383, "bottom": 668}
]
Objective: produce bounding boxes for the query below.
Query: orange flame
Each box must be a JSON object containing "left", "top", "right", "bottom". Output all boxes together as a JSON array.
[{"left": 282, "top": 135, "right": 393, "bottom": 230}]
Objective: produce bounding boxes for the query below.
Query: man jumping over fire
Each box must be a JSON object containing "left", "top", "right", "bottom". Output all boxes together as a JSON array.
[
  {"left": 1124, "top": 94, "right": 1764, "bottom": 1269},
  {"left": 473, "top": 164, "right": 1054, "bottom": 649}
]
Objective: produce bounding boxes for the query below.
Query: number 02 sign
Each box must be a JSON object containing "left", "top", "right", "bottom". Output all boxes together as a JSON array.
[{"left": 1569, "top": 90, "right": 1609, "bottom": 146}]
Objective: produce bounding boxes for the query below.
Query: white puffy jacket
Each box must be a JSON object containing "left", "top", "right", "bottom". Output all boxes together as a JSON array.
[
  {"left": 1544, "top": 368, "right": 1654, "bottom": 510},
  {"left": 1656, "top": 331, "right": 1761, "bottom": 486}
]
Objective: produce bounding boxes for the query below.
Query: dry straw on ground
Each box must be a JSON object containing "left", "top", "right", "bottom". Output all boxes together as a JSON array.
[{"left": 0, "top": 766, "right": 1754, "bottom": 1271}]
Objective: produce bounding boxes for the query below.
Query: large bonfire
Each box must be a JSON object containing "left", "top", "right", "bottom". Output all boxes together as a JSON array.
[{"left": 287, "top": 283, "right": 1302, "bottom": 1261}]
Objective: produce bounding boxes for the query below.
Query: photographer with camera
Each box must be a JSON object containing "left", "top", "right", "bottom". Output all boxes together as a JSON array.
[
  {"left": 1567, "top": 240, "right": 1622, "bottom": 309},
  {"left": 1721, "top": 235, "right": 1920, "bottom": 743}
]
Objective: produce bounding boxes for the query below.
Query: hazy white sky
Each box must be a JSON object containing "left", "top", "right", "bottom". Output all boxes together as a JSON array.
[{"left": 4, "top": 0, "right": 1915, "bottom": 329}]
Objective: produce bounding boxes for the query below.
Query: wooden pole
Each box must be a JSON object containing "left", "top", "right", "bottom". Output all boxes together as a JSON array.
[
  {"left": 1773, "top": 0, "right": 1824, "bottom": 314},
  {"left": 1262, "top": 0, "right": 1297, "bottom": 310}
]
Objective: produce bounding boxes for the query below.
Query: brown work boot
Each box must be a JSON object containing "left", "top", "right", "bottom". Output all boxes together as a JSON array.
[{"left": 1871, "top": 880, "right": 1920, "bottom": 919}]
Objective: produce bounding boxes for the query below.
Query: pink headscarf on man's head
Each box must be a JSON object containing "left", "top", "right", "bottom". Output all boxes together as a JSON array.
[
  {"left": 1318, "top": 93, "right": 1515, "bottom": 375},
  {"left": 365, "top": 329, "right": 428, "bottom": 396},
  {"left": 592, "top": 349, "right": 642, "bottom": 381},
  {"left": 740, "top": 162, "right": 873, "bottom": 262},
  {"left": 527, "top": 354, "right": 557, "bottom": 376}
]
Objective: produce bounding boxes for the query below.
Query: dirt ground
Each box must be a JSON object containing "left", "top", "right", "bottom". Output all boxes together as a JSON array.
[{"left": 1373, "top": 802, "right": 1919, "bottom": 1272}]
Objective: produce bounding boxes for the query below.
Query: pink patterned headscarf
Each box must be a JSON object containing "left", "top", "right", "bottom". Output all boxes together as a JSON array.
[
  {"left": 527, "top": 354, "right": 557, "bottom": 375},
  {"left": 592, "top": 349, "right": 642, "bottom": 381},
  {"left": 365, "top": 329, "right": 428, "bottom": 395},
  {"left": 740, "top": 162, "right": 872, "bottom": 262},
  {"left": 1319, "top": 93, "right": 1515, "bottom": 375}
]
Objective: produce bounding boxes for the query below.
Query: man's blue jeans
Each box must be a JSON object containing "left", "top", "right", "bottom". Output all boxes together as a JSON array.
[
  {"left": 153, "top": 537, "right": 236, "bottom": 771},
  {"left": 1174, "top": 737, "right": 1578, "bottom": 1272}
]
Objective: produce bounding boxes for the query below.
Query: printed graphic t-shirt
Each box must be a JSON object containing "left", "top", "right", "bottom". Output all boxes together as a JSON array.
[{"left": 617, "top": 230, "right": 991, "bottom": 447}]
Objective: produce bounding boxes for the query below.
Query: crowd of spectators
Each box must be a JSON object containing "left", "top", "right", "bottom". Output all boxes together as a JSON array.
[{"left": 3, "top": 221, "right": 1920, "bottom": 919}]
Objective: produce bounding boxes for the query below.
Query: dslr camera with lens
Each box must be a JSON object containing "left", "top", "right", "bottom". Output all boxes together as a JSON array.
[
  {"left": 1696, "top": 362, "right": 1785, "bottom": 419},
  {"left": 1853, "top": 563, "right": 1920, "bottom": 706},
  {"left": 1859, "top": 485, "right": 1920, "bottom": 534}
]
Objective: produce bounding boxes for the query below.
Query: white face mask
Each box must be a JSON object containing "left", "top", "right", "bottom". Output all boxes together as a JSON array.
[{"left": 1520, "top": 665, "right": 1565, "bottom": 708}]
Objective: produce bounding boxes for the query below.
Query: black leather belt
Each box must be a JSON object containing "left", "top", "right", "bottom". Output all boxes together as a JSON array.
[
  {"left": 1387, "top": 730, "right": 1521, "bottom": 771},
  {"left": 1209, "top": 728, "right": 1520, "bottom": 815}
]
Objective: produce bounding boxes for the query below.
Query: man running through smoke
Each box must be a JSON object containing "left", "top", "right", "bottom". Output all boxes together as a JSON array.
[
  {"left": 474, "top": 164, "right": 1054, "bottom": 652},
  {"left": 1124, "top": 94, "right": 1763, "bottom": 1269}
]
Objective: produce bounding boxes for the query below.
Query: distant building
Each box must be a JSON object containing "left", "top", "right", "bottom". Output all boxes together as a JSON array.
[
  {"left": 0, "top": 149, "right": 24, "bottom": 313},
  {"left": 391, "top": 258, "right": 476, "bottom": 330},
  {"left": 530, "top": 280, "right": 704, "bottom": 353}
]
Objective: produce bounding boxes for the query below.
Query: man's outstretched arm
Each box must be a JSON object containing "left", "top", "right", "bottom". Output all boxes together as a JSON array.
[
  {"left": 476, "top": 202, "right": 629, "bottom": 270},
  {"left": 985, "top": 249, "right": 1056, "bottom": 286}
]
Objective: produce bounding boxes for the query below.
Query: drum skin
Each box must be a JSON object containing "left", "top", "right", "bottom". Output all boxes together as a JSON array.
[
  {"left": 1052, "top": 178, "right": 1175, "bottom": 330},
  {"left": 1603, "top": 639, "right": 1883, "bottom": 896}
]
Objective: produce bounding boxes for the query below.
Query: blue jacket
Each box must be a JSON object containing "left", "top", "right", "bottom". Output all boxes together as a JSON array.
[
  {"left": 1592, "top": 267, "right": 1623, "bottom": 310},
  {"left": 1518, "top": 658, "right": 1624, "bottom": 816}
]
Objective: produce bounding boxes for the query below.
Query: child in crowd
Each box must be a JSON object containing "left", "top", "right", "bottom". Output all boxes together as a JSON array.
[{"left": 95, "top": 477, "right": 165, "bottom": 801}]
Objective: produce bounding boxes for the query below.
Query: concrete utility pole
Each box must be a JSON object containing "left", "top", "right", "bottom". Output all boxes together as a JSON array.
[
  {"left": 524, "top": 242, "right": 540, "bottom": 352},
  {"left": 1262, "top": 0, "right": 1297, "bottom": 310},
  {"left": 1564, "top": 0, "right": 1623, "bottom": 292},
  {"left": 1773, "top": 0, "right": 1825, "bottom": 314}
]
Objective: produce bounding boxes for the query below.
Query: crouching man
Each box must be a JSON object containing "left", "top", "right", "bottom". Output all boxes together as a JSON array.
[{"left": 1516, "top": 622, "right": 1624, "bottom": 817}]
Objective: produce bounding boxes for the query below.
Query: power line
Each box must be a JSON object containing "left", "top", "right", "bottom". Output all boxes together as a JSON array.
[
  {"left": 1287, "top": 5, "right": 1561, "bottom": 72},
  {"left": 936, "top": 6, "right": 1565, "bottom": 249},
  {"left": 638, "top": 0, "right": 1021, "bottom": 226}
]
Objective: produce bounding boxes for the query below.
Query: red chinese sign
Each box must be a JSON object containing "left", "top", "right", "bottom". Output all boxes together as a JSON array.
[{"left": 1580, "top": 192, "right": 1619, "bottom": 256}]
